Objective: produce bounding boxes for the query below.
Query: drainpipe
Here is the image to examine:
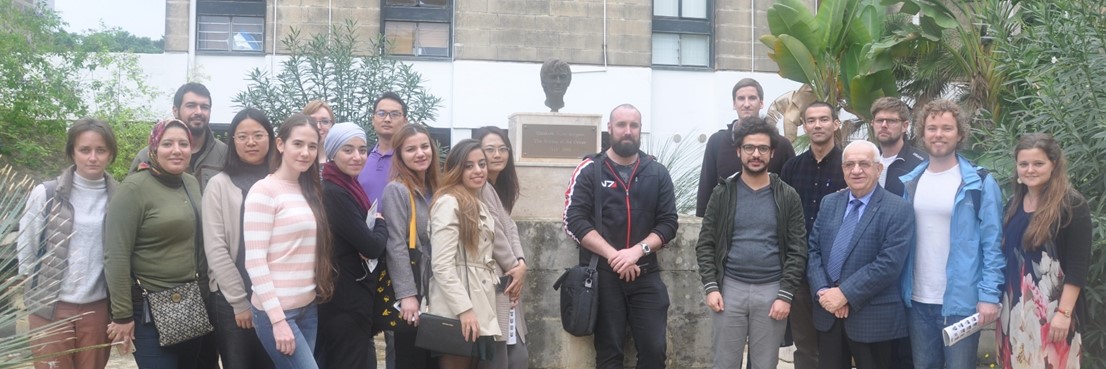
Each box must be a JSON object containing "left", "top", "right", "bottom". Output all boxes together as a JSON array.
[
  {"left": 271, "top": 0, "right": 278, "bottom": 71},
  {"left": 188, "top": 0, "right": 197, "bottom": 79},
  {"left": 750, "top": 0, "right": 755, "bottom": 72}
]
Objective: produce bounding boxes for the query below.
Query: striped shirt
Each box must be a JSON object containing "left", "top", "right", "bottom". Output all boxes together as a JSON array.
[{"left": 244, "top": 176, "right": 318, "bottom": 323}]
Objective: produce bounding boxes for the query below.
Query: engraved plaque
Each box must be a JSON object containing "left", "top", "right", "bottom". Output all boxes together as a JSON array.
[{"left": 520, "top": 124, "right": 597, "bottom": 159}]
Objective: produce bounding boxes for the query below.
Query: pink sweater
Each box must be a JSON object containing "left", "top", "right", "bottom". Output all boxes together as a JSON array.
[{"left": 243, "top": 176, "right": 318, "bottom": 323}]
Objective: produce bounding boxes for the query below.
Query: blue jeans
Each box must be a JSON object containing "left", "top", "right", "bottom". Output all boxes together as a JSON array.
[
  {"left": 253, "top": 305, "right": 319, "bottom": 369},
  {"left": 132, "top": 303, "right": 203, "bottom": 369},
  {"left": 908, "top": 302, "right": 979, "bottom": 369}
]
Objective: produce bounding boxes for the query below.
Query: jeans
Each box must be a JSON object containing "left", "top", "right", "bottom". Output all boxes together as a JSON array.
[
  {"left": 253, "top": 304, "right": 319, "bottom": 369},
  {"left": 210, "top": 292, "right": 273, "bottom": 369},
  {"left": 132, "top": 302, "right": 202, "bottom": 369},
  {"left": 594, "top": 268, "right": 669, "bottom": 369},
  {"left": 711, "top": 277, "right": 787, "bottom": 369},
  {"left": 908, "top": 302, "right": 979, "bottom": 369}
]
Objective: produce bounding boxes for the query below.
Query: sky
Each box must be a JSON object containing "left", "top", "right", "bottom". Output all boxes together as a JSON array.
[{"left": 53, "top": 0, "right": 166, "bottom": 39}]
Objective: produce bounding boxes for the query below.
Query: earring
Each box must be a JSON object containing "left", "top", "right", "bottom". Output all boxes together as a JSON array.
[{"left": 1016, "top": 177, "right": 1023, "bottom": 184}]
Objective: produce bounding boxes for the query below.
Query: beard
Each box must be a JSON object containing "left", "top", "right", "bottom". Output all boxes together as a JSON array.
[
  {"left": 611, "top": 137, "right": 640, "bottom": 157},
  {"left": 742, "top": 159, "right": 767, "bottom": 174}
]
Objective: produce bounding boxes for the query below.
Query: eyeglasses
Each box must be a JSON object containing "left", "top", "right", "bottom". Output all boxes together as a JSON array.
[
  {"left": 315, "top": 119, "right": 334, "bottom": 126},
  {"left": 741, "top": 145, "right": 772, "bottom": 154},
  {"left": 233, "top": 133, "right": 267, "bottom": 143},
  {"left": 842, "top": 160, "right": 875, "bottom": 170},
  {"left": 375, "top": 110, "right": 404, "bottom": 119},
  {"left": 873, "top": 118, "right": 903, "bottom": 126},
  {"left": 483, "top": 146, "right": 510, "bottom": 155}
]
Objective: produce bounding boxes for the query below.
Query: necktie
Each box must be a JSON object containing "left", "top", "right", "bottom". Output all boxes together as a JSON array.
[{"left": 827, "top": 199, "right": 862, "bottom": 283}]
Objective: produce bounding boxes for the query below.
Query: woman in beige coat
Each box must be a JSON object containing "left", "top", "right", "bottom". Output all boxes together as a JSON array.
[{"left": 428, "top": 139, "right": 501, "bottom": 369}]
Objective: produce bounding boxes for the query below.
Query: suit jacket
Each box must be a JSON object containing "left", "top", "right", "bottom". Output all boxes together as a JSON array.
[{"left": 807, "top": 186, "right": 914, "bottom": 343}]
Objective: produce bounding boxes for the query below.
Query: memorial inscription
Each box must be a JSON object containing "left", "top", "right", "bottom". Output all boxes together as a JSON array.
[{"left": 520, "top": 124, "right": 596, "bottom": 159}]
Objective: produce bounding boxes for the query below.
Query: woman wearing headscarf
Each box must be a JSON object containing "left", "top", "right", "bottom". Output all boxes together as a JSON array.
[
  {"left": 104, "top": 119, "right": 206, "bottom": 368},
  {"left": 202, "top": 108, "right": 276, "bottom": 369},
  {"left": 315, "top": 122, "right": 389, "bottom": 368}
]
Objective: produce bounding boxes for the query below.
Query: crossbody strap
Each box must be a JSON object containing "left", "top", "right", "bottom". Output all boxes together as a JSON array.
[{"left": 589, "top": 155, "right": 603, "bottom": 268}]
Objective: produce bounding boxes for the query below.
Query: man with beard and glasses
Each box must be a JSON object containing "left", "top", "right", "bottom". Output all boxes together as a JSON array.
[
  {"left": 564, "top": 104, "right": 679, "bottom": 369},
  {"left": 779, "top": 101, "right": 847, "bottom": 369},
  {"left": 126, "top": 82, "right": 225, "bottom": 369},
  {"left": 129, "top": 82, "right": 228, "bottom": 192},
  {"left": 871, "top": 97, "right": 926, "bottom": 198},
  {"left": 695, "top": 117, "right": 807, "bottom": 369}
]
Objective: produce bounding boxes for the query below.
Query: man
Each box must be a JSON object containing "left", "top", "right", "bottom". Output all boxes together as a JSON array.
[
  {"left": 695, "top": 118, "right": 807, "bottom": 369},
  {"left": 779, "top": 101, "right": 847, "bottom": 369},
  {"left": 697, "top": 78, "right": 796, "bottom": 217},
  {"left": 871, "top": 97, "right": 927, "bottom": 196},
  {"left": 806, "top": 140, "right": 914, "bottom": 369},
  {"left": 899, "top": 99, "right": 1004, "bottom": 368},
  {"left": 564, "top": 104, "right": 679, "bottom": 369},
  {"left": 357, "top": 91, "right": 409, "bottom": 204},
  {"left": 129, "top": 82, "right": 227, "bottom": 191},
  {"left": 128, "top": 82, "right": 224, "bottom": 369}
]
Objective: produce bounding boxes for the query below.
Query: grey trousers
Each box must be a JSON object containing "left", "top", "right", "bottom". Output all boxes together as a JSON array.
[{"left": 711, "top": 277, "right": 787, "bottom": 369}]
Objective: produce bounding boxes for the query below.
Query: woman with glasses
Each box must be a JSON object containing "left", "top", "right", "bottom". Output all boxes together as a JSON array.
[
  {"left": 316, "top": 123, "right": 389, "bottom": 368},
  {"left": 997, "top": 133, "right": 1091, "bottom": 369},
  {"left": 201, "top": 108, "right": 276, "bottom": 369},
  {"left": 303, "top": 100, "right": 336, "bottom": 165},
  {"left": 472, "top": 126, "right": 529, "bottom": 369}
]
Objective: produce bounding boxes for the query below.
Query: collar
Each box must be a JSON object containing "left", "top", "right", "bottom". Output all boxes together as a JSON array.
[{"left": 848, "top": 187, "right": 877, "bottom": 206}]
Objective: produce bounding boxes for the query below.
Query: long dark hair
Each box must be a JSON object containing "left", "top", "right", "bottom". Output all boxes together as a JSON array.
[
  {"left": 1005, "top": 133, "right": 1085, "bottom": 250},
  {"left": 433, "top": 139, "right": 484, "bottom": 254},
  {"left": 389, "top": 125, "right": 441, "bottom": 199},
  {"left": 472, "top": 126, "right": 519, "bottom": 213},
  {"left": 274, "top": 113, "right": 334, "bottom": 301},
  {"left": 223, "top": 108, "right": 275, "bottom": 176}
]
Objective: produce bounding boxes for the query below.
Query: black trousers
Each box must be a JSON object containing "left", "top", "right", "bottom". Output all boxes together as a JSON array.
[
  {"left": 209, "top": 292, "right": 273, "bottom": 369},
  {"left": 817, "top": 319, "right": 894, "bottom": 369},
  {"left": 393, "top": 326, "right": 439, "bottom": 369},
  {"left": 594, "top": 269, "right": 669, "bottom": 369},
  {"left": 316, "top": 308, "right": 376, "bottom": 369}
]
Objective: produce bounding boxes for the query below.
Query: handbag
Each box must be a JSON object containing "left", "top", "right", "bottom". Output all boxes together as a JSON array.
[
  {"left": 374, "top": 192, "right": 430, "bottom": 333},
  {"left": 414, "top": 223, "right": 494, "bottom": 360},
  {"left": 552, "top": 154, "right": 605, "bottom": 336},
  {"left": 139, "top": 279, "right": 214, "bottom": 346}
]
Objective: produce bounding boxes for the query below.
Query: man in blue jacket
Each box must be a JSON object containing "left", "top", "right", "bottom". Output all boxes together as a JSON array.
[
  {"left": 899, "top": 99, "right": 1004, "bottom": 368},
  {"left": 563, "top": 104, "right": 679, "bottom": 369},
  {"left": 807, "top": 140, "right": 914, "bottom": 369}
]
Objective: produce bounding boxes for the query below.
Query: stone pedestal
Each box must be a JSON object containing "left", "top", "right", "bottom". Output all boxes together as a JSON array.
[{"left": 508, "top": 112, "right": 603, "bottom": 219}]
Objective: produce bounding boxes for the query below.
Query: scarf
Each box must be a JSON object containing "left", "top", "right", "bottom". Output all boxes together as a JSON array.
[{"left": 322, "top": 162, "right": 371, "bottom": 212}]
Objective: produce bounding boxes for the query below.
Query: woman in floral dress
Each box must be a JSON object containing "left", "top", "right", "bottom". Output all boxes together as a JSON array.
[{"left": 997, "top": 133, "right": 1091, "bottom": 369}]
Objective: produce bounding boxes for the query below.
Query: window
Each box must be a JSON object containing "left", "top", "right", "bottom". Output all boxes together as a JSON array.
[
  {"left": 652, "top": 0, "right": 712, "bottom": 67},
  {"left": 196, "top": 0, "right": 266, "bottom": 53},
  {"left": 381, "top": 0, "right": 452, "bottom": 58}
]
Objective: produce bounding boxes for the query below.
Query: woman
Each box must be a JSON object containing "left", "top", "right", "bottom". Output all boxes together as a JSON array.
[
  {"left": 243, "top": 114, "right": 332, "bottom": 369},
  {"left": 303, "top": 100, "right": 336, "bottom": 165},
  {"left": 18, "top": 118, "right": 117, "bottom": 369},
  {"left": 997, "top": 133, "right": 1091, "bottom": 369},
  {"left": 428, "top": 139, "right": 500, "bottom": 369},
  {"left": 202, "top": 108, "right": 276, "bottom": 369},
  {"left": 381, "top": 124, "right": 441, "bottom": 369},
  {"left": 316, "top": 122, "right": 389, "bottom": 368},
  {"left": 472, "top": 126, "right": 529, "bottom": 369},
  {"left": 104, "top": 119, "right": 204, "bottom": 368}
]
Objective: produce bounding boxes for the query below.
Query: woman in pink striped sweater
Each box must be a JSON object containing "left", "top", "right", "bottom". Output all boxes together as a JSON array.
[{"left": 243, "top": 114, "right": 334, "bottom": 369}]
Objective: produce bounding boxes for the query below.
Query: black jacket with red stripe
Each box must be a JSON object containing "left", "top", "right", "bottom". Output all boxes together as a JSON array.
[{"left": 562, "top": 151, "right": 679, "bottom": 274}]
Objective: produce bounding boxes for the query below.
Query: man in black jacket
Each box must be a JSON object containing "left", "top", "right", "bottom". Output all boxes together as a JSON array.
[
  {"left": 872, "top": 97, "right": 927, "bottom": 197},
  {"left": 563, "top": 104, "right": 679, "bottom": 369}
]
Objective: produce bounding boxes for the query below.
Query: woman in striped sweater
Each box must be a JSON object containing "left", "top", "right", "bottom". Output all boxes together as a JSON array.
[{"left": 243, "top": 114, "right": 333, "bottom": 369}]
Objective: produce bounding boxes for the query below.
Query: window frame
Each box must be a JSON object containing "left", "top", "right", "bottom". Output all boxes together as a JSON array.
[
  {"left": 195, "top": 0, "right": 267, "bottom": 54},
  {"left": 651, "top": 0, "right": 714, "bottom": 69},
  {"left": 380, "top": 0, "right": 453, "bottom": 59}
]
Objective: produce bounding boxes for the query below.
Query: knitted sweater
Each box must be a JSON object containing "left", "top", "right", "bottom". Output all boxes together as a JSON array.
[{"left": 244, "top": 176, "right": 318, "bottom": 323}]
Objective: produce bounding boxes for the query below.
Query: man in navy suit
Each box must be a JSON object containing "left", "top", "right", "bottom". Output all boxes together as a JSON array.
[{"left": 806, "top": 140, "right": 915, "bottom": 369}]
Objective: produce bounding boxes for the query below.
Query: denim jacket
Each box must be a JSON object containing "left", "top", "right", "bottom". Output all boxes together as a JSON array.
[{"left": 898, "top": 154, "right": 1005, "bottom": 317}]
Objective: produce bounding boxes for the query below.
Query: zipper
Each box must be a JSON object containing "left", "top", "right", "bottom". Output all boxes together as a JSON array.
[{"left": 604, "top": 158, "right": 641, "bottom": 249}]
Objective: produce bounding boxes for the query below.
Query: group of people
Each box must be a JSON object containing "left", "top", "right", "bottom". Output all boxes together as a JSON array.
[
  {"left": 564, "top": 79, "right": 1089, "bottom": 369},
  {"left": 16, "top": 77, "right": 1089, "bottom": 369},
  {"left": 18, "top": 82, "right": 529, "bottom": 369}
]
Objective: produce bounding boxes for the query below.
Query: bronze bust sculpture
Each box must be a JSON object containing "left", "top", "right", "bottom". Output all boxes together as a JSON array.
[{"left": 540, "top": 59, "right": 572, "bottom": 112}]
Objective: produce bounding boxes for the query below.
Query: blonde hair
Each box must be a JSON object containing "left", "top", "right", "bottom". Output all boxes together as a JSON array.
[{"left": 433, "top": 139, "right": 485, "bottom": 254}]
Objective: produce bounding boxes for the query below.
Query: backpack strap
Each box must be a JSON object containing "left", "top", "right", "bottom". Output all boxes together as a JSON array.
[{"left": 970, "top": 167, "right": 990, "bottom": 219}]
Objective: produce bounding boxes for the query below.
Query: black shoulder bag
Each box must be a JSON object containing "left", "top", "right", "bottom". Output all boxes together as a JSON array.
[{"left": 552, "top": 155, "right": 603, "bottom": 337}]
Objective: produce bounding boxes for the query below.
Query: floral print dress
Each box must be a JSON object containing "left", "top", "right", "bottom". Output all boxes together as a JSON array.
[{"left": 997, "top": 206, "right": 1081, "bottom": 369}]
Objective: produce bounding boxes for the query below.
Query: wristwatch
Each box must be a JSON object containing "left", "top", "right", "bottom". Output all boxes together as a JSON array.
[{"left": 639, "top": 242, "right": 652, "bottom": 255}]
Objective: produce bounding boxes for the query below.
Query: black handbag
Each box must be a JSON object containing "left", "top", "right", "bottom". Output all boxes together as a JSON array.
[
  {"left": 414, "top": 223, "right": 494, "bottom": 360},
  {"left": 552, "top": 155, "right": 605, "bottom": 336},
  {"left": 374, "top": 193, "right": 430, "bottom": 333}
]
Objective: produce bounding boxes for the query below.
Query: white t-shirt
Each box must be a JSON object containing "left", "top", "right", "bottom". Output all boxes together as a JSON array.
[
  {"left": 911, "top": 164, "right": 960, "bottom": 304},
  {"left": 879, "top": 154, "right": 897, "bottom": 187}
]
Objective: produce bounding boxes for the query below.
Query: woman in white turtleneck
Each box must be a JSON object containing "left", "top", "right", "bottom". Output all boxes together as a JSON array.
[{"left": 18, "top": 118, "right": 119, "bottom": 369}]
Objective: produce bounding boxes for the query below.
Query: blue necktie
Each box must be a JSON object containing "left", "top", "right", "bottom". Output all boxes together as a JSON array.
[{"left": 827, "top": 199, "right": 862, "bottom": 283}]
